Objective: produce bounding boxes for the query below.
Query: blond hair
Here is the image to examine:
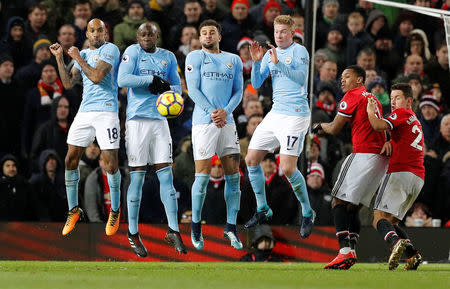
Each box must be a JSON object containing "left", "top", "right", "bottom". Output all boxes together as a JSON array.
[
  {"left": 348, "top": 12, "right": 364, "bottom": 22},
  {"left": 274, "top": 15, "right": 295, "bottom": 31}
]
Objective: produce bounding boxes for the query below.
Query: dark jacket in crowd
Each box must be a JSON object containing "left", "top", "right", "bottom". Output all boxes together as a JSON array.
[
  {"left": 0, "top": 73, "right": 25, "bottom": 157},
  {"left": 0, "top": 155, "right": 37, "bottom": 221},
  {"left": 220, "top": 14, "right": 255, "bottom": 54},
  {"left": 30, "top": 96, "right": 72, "bottom": 171},
  {"left": 0, "top": 16, "right": 32, "bottom": 70},
  {"left": 419, "top": 114, "right": 442, "bottom": 149},
  {"left": 346, "top": 30, "right": 374, "bottom": 66},
  {"left": 29, "top": 149, "right": 67, "bottom": 222}
]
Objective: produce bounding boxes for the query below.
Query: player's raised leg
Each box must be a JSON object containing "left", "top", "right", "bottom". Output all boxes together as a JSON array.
[
  {"left": 279, "top": 154, "right": 315, "bottom": 239},
  {"left": 102, "top": 149, "right": 121, "bottom": 236},
  {"left": 62, "top": 145, "right": 85, "bottom": 235},
  {"left": 221, "top": 153, "right": 243, "bottom": 250},
  {"left": 244, "top": 149, "right": 273, "bottom": 228}
]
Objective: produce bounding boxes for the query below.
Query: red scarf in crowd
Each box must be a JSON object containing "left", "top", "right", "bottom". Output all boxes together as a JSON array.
[
  {"left": 38, "top": 78, "right": 63, "bottom": 105},
  {"left": 316, "top": 99, "right": 336, "bottom": 114}
]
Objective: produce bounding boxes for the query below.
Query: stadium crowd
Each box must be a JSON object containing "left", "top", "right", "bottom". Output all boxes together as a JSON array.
[{"left": 0, "top": 0, "right": 449, "bottom": 228}]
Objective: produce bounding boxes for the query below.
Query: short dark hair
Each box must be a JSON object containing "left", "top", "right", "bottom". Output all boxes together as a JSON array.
[
  {"left": 436, "top": 40, "right": 447, "bottom": 52},
  {"left": 391, "top": 83, "right": 412, "bottom": 99},
  {"left": 248, "top": 113, "right": 264, "bottom": 122},
  {"left": 199, "top": 19, "right": 221, "bottom": 34},
  {"left": 28, "top": 3, "right": 47, "bottom": 14},
  {"left": 357, "top": 46, "right": 375, "bottom": 58},
  {"left": 75, "top": 0, "right": 92, "bottom": 8},
  {"left": 346, "top": 65, "right": 366, "bottom": 83}
]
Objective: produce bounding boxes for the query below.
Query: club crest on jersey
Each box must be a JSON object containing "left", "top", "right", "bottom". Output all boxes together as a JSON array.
[
  {"left": 161, "top": 60, "right": 168, "bottom": 67},
  {"left": 92, "top": 54, "right": 100, "bottom": 62},
  {"left": 186, "top": 64, "right": 193, "bottom": 73},
  {"left": 226, "top": 62, "right": 233, "bottom": 69},
  {"left": 339, "top": 101, "right": 348, "bottom": 110},
  {"left": 389, "top": 113, "right": 397, "bottom": 120},
  {"left": 285, "top": 56, "right": 292, "bottom": 65},
  {"left": 122, "top": 54, "right": 129, "bottom": 63}
]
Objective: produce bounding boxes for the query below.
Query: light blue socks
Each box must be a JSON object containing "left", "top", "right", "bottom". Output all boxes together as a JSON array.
[{"left": 127, "top": 170, "right": 146, "bottom": 234}]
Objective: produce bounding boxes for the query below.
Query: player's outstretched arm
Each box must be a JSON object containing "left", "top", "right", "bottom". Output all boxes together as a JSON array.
[
  {"left": 367, "top": 97, "right": 390, "bottom": 132},
  {"left": 320, "top": 114, "right": 348, "bottom": 135}
]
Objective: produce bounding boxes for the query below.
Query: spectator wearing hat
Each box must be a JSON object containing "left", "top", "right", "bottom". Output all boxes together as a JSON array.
[
  {"left": 221, "top": 0, "right": 255, "bottom": 54},
  {"left": 113, "top": 1, "right": 159, "bottom": 53},
  {"left": 373, "top": 27, "right": 402, "bottom": 80},
  {"left": 201, "top": 0, "right": 227, "bottom": 22},
  {"left": 411, "top": 0, "right": 441, "bottom": 53},
  {"left": 305, "top": 162, "right": 333, "bottom": 226},
  {"left": 425, "top": 42, "right": 449, "bottom": 111},
  {"left": 365, "top": 9, "right": 388, "bottom": 42},
  {"left": 316, "top": 0, "right": 341, "bottom": 49},
  {"left": 239, "top": 224, "right": 283, "bottom": 262},
  {"left": 201, "top": 155, "right": 227, "bottom": 224},
  {"left": 21, "top": 61, "right": 64, "bottom": 158},
  {"left": 0, "top": 155, "right": 37, "bottom": 221},
  {"left": 253, "top": 0, "right": 282, "bottom": 45},
  {"left": 249, "top": 0, "right": 292, "bottom": 27},
  {"left": 0, "top": 16, "right": 32, "bottom": 70},
  {"left": 24, "top": 3, "right": 52, "bottom": 44},
  {"left": 355, "top": 0, "right": 375, "bottom": 22},
  {"left": 405, "top": 29, "right": 432, "bottom": 63},
  {"left": 418, "top": 94, "right": 442, "bottom": 147},
  {"left": 293, "top": 29, "right": 304, "bottom": 45},
  {"left": 367, "top": 76, "right": 390, "bottom": 116},
  {"left": 239, "top": 153, "right": 299, "bottom": 225},
  {"left": 237, "top": 36, "right": 253, "bottom": 80},
  {"left": 322, "top": 23, "right": 345, "bottom": 74},
  {"left": 0, "top": 55, "right": 25, "bottom": 158},
  {"left": 314, "top": 81, "right": 338, "bottom": 119},
  {"left": 393, "top": 12, "right": 414, "bottom": 59},
  {"left": 14, "top": 37, "right": 52, "bottom": 91}
]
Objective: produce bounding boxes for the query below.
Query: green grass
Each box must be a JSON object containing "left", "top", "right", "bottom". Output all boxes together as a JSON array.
[{"left": 0, "top": 262, "right": 449, "bottom": 289}]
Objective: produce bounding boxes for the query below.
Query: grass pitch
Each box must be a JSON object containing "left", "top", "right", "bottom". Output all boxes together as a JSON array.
[{"left": 0, "top": 261, "right": 449, "bottom": 289}]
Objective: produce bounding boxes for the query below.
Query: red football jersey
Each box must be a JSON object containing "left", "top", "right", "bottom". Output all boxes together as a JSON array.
[
  {"left": 383, "top": 108, "right": 425, "bottom": 179},
  {"left": 338, "top": 86, "right": 385, "bottom": 153}
]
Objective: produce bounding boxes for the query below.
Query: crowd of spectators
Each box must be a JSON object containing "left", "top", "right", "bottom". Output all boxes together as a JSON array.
[{"left": 0, "top": 0, "right": 449, "bottom": 227}]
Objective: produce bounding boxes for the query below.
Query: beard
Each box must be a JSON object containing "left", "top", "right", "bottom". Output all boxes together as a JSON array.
[{"left": 202, "top": 42, "right": 216, "bottom": 50}]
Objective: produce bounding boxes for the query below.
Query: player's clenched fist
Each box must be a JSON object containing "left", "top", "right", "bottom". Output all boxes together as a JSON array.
[
  {"left": 67, "top": 46, "right": 81, "bottom": 60},
  {"left": 49, "top": 43, "right": 63, "bottom": 57}
]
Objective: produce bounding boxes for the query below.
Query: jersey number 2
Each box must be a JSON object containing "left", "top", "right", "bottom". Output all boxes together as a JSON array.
[{"left": 410, "top": 125, "right": 423, "bottom": 151}]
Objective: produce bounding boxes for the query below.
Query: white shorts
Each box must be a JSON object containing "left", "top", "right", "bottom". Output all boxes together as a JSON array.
[
  {"left": 248, "top": 112, "right": 310, "bottom": 156},
  {"left": 192, "top": 123, "right": 240, "bottom": 160},
  {"left": 332, "top": 153, "right": 389, "bottom": 207},
  {"left": 125, "top": 118, "right": 173, "bottom": 167},
  {"left": 67, "top": 111, "right": 120, "bottom": 150},
  {"left": 374, "top": 172, "right": 424, "bottom": 220}
]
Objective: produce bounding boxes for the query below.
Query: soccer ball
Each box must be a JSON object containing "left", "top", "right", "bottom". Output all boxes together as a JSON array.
[{"left": 156, "top": 91, "right": 184, "bottom": 118}]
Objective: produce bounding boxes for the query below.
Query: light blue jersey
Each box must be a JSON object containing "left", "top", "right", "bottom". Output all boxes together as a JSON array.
[
  {"left": 74, "top": 42, "right": 120, "bottom": 113},
  {"left": 118, "top": 44, "right": 181, "bottom": 120},
  {"left": 185, "top": 50, "right": 243, "bottom": 125},
  {"left": 251, "top": 42, "right": 310, "bottom": 117}
]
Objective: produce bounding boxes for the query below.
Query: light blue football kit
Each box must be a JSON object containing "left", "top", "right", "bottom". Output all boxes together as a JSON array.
[
  {"left": 118, "top": 44, "right": 182, "bottom": 234},
  {"left": 66, "top": 42, "right": 122, "bottom": 212},
  {"left": 248, "top": 42, "right": 313, "bottom": 219},
  {"left": 185, "top": 49, "right": 243, "bottom": 249}
]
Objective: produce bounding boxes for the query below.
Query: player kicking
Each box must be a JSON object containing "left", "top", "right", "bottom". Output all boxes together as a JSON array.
[
  {"left": 50, "top": 19, "right": 122, "bottom": 236},
  {"left": 312, "top": 65, "right": 389, "bottom": 269},
  {"left": 118, "top": 23, "right": 186, "bottom": 256},
  {"left": 244, "top": 15, "right": 315, "bottom": 239},
  {"left": 185, "top": 19, "right": 243, "bottom": 250},
  {"left": 367, "top": 83, "right": 424, "bottom": 270}
]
